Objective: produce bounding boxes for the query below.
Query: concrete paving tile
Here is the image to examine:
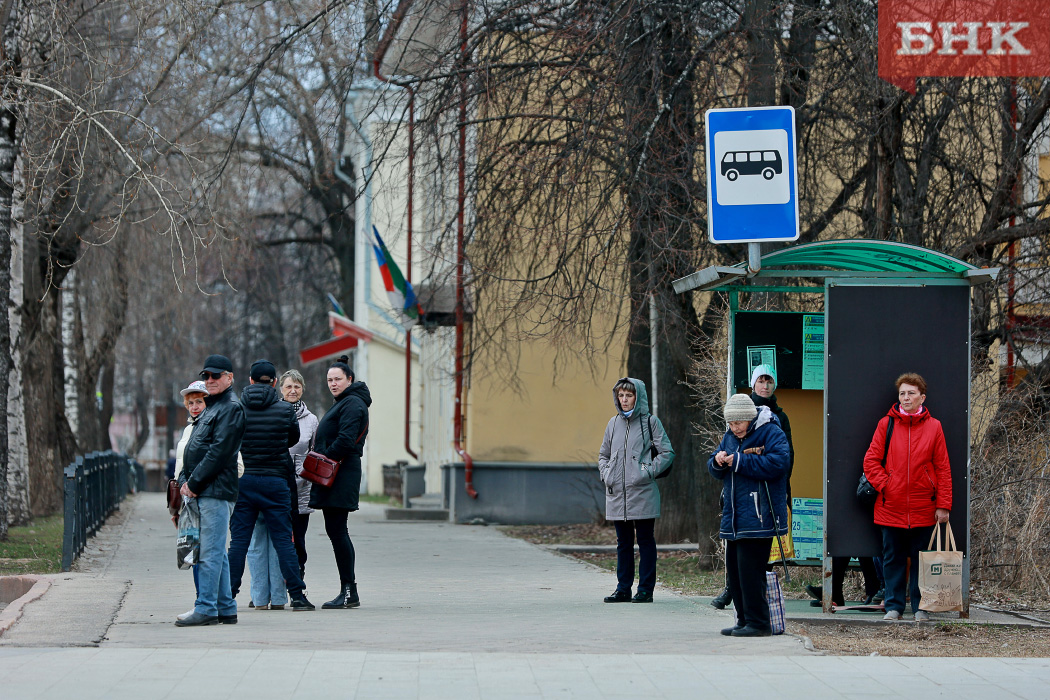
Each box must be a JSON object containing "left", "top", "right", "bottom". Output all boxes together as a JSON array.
[
  {"left": 587, "top": 672, "right": 659, "bottom": 694},
  {"left": 416, "top": 676, "right": 481, "bottom": 697},
  {"left": 991, "top": 681, "right": 1050, "bottom": 700},
  {"left": 707, "top": 678, "right": 779, "bottom": 694},
  {"left": 289, "top": 676, "right": 361, "bottom": 698},
  {"left": 353, "top": 682, "right": 423, "bottom": 699},
  {"left": 892, "top": 657, "right": 984, "bottom": 679},
  {"left": 935, "top": 682, "right": 1022, "bottom": 699},
  {"left": 0, "top": 682, "right": 47, "bottom": 700}
]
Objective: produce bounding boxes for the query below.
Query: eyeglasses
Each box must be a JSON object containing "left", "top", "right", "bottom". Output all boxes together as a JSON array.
[{"left": 201, "top": 371, "right": 227, "bottom": 380}]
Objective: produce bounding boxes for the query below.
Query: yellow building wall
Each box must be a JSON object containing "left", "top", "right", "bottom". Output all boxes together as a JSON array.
[
  {"left": 466, "top": 337, "right": 627, "bottom": 464},
  {"left": 361, "top": 337, "right": 419, "bottom": 494},
  {"left": 775, "top": 389, "right": 825, "bottom": 500}
]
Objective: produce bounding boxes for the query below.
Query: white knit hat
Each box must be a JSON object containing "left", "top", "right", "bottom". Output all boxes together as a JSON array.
[
  {"left": 724, "top": 393, "right": 757, "bottom": 422},
  {"left": 750, "top": 364, "right": 777, "bottom": 391}
]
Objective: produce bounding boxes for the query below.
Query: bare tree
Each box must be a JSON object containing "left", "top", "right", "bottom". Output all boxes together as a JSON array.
[{"left": 382, "top": 0, "right": 1050, "bottom": 554}]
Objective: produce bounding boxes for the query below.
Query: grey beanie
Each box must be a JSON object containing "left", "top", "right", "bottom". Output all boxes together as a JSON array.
[{"left": 724, "top": 393, "right": 758, "bottom": 422}]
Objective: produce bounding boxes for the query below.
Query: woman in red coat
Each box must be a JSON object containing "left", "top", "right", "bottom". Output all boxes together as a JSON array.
[{"left": 862, "top": 373, "right": 952, "bottom": 621}]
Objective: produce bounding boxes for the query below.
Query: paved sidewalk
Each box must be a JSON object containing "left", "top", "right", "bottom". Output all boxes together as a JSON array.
[{"left": 1, "top": 492, "right": 1048, "bottom": 698}]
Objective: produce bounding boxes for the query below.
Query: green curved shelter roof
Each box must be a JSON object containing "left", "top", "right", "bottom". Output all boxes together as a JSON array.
[{"left": 738, "top": 239, "right": 978, "bottom": 274}]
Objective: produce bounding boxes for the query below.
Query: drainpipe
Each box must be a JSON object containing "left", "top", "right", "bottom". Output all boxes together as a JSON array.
[
  {"left": 649, "top": 293, "right": 658, "bottom": 416},
  {"left": 455, "top": 0, "right": 477, "bottom": 498},
  {"left": 370, "top": 0, "right": 475, "bottom": 498},
  {"left": 372, "top": 0, "right": 419, "bottom": 461},
  {"left": 1006, "top": 80, "right": 1018, "bottom": 389}
]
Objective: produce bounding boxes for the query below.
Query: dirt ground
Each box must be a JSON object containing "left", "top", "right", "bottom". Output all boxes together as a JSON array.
[
  {"left": 500, "top": 523, "right": 1050, "bottom": 658},
  {"left": 792, "top": 621, "right": 1050, "bottom": 657}
]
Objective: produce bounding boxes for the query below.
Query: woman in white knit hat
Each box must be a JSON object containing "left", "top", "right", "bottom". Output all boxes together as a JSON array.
[
  {"left": 712, "top": 364, "right": 794, "bottom": 610},
  {"left": 709, "top": 393, "right": 790, "bottom": 637}
]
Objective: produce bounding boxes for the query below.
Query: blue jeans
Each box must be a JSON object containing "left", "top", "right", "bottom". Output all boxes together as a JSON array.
[
  {"left": 194, "top": 497, "right": 236, "bottom": 618},
  {"left": 881, "top": 524, "right": 934, "bottom": 614},
  {"left": 248, "top": 515, "right": 288, "bottom": 606},
  {"left": 613, "top": 519, "right": 656, "bottom": 594},
  {"left": 227, "top": 475, "right": 305, "bottom": 598}
]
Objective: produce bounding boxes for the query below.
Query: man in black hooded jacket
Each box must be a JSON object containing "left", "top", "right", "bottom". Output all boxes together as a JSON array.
[{"left": 226, "top": 360, "right": 314, "bottom": 611}]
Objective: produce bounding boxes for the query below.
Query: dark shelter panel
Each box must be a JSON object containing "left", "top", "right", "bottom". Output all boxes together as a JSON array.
[{"left": 826, "top": 284, "right": 970, "bottom": 558}]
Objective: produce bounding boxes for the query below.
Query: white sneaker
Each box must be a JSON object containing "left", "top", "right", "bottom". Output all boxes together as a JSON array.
[
  {"left": 176, "top": 609, "right": 195, "bottom": 621},
  {"left": 914, "top": 610, "right": 930, "bottom": 622},
  {"left": 882, "top": 610, "right": 901, "bottom": 621}
]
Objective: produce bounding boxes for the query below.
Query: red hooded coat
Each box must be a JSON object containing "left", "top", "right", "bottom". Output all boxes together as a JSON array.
[{"left": 862, "top": 404, "right": 952, "bottom": 529}]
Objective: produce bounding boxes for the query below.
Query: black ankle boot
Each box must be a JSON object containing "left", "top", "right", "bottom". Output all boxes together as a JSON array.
[
  {"left": 711, "top": 587, "right": 732, "bottom": 610},
  {"left": 322, "top": 582, "right": 360, "bottom": 609}
]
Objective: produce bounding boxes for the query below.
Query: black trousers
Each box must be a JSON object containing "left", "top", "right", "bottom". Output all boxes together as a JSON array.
[
  {"left": 613, "top": 519, "right": 656, "bottom": 594},
  {"left": 292, "top": 512, "right": 310, "bottom": 580},
  {"left": 323, "top": 507, "right": 356, "bottom": 585},
  {"left": 726, "top": 537, "right": 773, "bottom": 630},
  {"left": 830, "top": 556, "right": 882, "bottom": 606}
]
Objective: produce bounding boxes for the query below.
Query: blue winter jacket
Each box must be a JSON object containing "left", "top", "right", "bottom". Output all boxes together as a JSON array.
[{"left": 708, "top": 407, "right": 790, "bottom": 541}]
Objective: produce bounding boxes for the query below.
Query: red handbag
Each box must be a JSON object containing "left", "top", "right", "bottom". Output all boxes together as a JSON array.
[
  {"left": 166, "top": 478, "right": 182, "bottom": 517},
  {"left": 302, "top": 419, "right": 368, "bottom": 488},
  {"left": 301, "top": 451, "right": 341, "bottom": 488}
]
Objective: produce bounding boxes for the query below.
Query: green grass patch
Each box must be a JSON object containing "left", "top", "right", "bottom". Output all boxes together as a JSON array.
[
  {"left": 359, "top": 493, "right": 401, "bottom": 507},
  {"left": 0, "top": 514, "right": 64, "bottom": 576}
]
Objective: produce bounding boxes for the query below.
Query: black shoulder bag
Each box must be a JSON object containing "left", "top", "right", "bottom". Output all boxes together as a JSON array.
[{"left": 857, "top": 418, "right": 894, "bottom": 507}]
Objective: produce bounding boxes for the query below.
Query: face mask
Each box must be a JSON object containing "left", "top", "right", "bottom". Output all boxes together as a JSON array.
[{"left": 623, "top": 408, "right": 634, "bottom": 417}]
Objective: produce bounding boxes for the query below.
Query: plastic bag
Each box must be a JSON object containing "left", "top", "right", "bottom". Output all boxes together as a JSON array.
[
  {"left": 176, "top": 498, "right": 200, "bottom": 570},
  {"left": 764, "top": 571, "right": 786, "bottom": 635}
]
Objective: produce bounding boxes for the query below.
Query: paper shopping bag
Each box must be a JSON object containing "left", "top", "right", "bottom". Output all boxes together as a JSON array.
[{"left": 919, "top": 523, "right": 963, "bottom": 613}]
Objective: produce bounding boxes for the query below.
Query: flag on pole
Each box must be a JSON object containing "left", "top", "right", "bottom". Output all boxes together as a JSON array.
[{"left": 370, "top": 226, "right": 423, "bottom": 329}]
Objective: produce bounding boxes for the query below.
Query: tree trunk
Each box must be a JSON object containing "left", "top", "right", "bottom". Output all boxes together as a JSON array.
[
  {"left": 4, "top": 112, "right": 28, "bottom": 527},
  {"left": 22, "top": 233, "right": 77, "bottom": 515},
  {"left": 0, "top": 0, "right": 20, "bottom": 536},
  {"left": 615, "top": 3, "right": 722, "bottom": 556}
]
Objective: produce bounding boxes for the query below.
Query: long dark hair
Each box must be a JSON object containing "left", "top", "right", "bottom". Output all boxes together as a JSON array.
[{"left": 329, "top": 355, "right": 354, "bottom": 382}]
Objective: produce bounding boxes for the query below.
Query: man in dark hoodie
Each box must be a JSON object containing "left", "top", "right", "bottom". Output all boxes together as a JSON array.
[{"left": 225, "top": 360, "right": 314, "bottom": 611}]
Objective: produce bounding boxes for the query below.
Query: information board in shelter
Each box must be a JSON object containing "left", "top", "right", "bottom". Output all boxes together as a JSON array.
[
  {"left": 746, "top": 345, "right": 777, "bottom": 381},
  {"left": 791, "top": 497, "right": 823, "bottom": 560},
  {"left": 801, "top": 314, "right": 825, "bottom": 390}
]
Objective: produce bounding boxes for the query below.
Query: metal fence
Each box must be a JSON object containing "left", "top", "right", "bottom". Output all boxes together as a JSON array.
[{"left": 62, "top": 451, "right": 145, "bottom": 571}]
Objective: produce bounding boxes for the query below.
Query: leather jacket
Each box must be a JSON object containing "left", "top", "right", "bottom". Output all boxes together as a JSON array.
[{"left": 179, "top": 386, "right": 245, "bottom": 501}]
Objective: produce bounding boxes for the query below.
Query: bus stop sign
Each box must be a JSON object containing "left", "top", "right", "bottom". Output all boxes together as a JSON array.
[{"left": 705, "top": 106, "right": 799, "bottom": 244}]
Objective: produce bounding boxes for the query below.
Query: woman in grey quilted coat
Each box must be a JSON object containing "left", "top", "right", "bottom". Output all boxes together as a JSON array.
[
  {"left": 281, "top": 370, "right": 319, "bottom": 582},
  {"left": 598, "top": 377, "right": 675, "bottom": 603}
]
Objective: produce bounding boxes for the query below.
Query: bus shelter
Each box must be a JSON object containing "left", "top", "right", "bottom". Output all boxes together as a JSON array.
[{"left": 673, "top": 239, "right": 998, "bottom": 616}]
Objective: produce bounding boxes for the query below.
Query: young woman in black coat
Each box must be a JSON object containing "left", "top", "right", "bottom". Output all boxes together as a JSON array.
[{"left": 309, "top": 355, "right": 371, "bottom": 609}]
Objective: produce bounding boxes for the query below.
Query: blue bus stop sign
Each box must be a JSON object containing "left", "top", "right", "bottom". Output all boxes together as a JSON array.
[{"left": 705, "top": 106, "right": 799, "bottom": 244}]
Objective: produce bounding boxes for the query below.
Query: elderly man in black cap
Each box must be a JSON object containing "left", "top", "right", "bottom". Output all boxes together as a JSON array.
[
  {"left": 177, "top": 354, "right": 245, "bottom": 626},
  {"left": 225, "top": 360, "right": 314, "bottom": 611}
]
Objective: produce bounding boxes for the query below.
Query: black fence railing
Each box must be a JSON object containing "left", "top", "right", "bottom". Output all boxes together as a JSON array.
[{"left": 62, "top": 451, "right": 145, "bottom": 571}]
